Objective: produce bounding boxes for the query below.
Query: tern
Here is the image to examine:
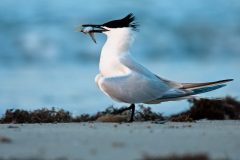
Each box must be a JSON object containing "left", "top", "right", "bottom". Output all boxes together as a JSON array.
[{"left": 78, "top": 13, "right": 233, "bottom": 122}]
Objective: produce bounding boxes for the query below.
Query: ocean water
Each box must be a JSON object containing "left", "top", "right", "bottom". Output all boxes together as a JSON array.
[
  {"left": 0, "top": 0, "right": 239, "bottom": 115},
  {"left": 0, "top": 60, "right": 238, "bottom": 116}
]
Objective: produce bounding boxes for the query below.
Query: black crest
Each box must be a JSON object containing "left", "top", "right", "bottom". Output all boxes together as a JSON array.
[{"left": 102, "top": 13, "right": 138, "bottom": 30}]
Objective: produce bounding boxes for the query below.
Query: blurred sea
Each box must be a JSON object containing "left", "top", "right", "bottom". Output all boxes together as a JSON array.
[{"left": 0, "top": 0, "right": 239, "bottom": 115}]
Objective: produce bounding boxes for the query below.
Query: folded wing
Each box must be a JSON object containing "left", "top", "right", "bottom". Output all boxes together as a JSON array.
[{"left": 145, "top": 78, "right": 233, "bottom": 104}]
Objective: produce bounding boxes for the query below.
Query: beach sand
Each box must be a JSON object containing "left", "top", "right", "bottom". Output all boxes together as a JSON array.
[{"left": 0, "top": 121, "right": 240, "bottom": 160}]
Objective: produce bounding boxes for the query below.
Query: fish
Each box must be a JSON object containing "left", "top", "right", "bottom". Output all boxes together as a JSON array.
[{"left": 76, "top": 26, "right": 97, "bottom": 43}]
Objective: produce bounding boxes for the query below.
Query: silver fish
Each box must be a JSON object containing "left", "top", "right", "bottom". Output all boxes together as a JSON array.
[{"left": 76, "top": 26, "right": 97, "bottom": 43}]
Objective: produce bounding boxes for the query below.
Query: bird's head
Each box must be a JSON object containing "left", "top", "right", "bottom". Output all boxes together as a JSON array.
[{"left": 77, "top": 13, "right": 138, "bottom": 43}]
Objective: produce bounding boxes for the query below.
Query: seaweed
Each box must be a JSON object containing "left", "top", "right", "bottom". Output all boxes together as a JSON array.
[
  {"left": 0, "top": 108, "right": 72, "bottom": 123},
  {"left": 0, "top": 105, "right": 163, "bottom": 123},
  {"left": 1, "top": 96, "right": 239, "bottom": 123},
  {"left": 142, "top": 153, "right": 210, "bottom": 160},
  {"left": 135, "top": 105, "right": 165, "bottom": 121},
  {"left": 170, "top": 96, "right": 240, "bottom": 122}
]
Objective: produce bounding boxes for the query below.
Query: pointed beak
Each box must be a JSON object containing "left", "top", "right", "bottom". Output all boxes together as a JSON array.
[{"left": 76, "top": 24, "right": 108, "bottom": 44}]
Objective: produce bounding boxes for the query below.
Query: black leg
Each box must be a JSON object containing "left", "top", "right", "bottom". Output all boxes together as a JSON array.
[
  {"left": 112, "top": 103, "right": 135, "bottom": 122},
  {"left": 129, "top": 104, "right": 135, "bottom": 122}
]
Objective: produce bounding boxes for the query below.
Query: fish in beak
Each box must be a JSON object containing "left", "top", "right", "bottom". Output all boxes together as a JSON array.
[{"left": 76, "top": 24, "right": 108, "bottom": 43}]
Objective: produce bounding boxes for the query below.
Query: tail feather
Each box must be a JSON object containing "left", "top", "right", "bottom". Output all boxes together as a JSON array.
[
  {"left": 190, "top": 84, "right": 226, "bottom": 95},
  {"left": 180, "top": 79, "right": 233, "bottom": 90},
  {"left": 144, "top": 79, "right": 233, "bottom": 104}
]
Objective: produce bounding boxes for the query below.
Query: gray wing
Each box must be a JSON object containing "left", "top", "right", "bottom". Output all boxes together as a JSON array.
[{"left": 99, "top": 72, "right": 172, "bottom": 103}]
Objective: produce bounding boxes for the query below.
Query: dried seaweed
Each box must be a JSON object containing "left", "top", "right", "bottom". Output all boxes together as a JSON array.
[
  {"left": 1, "top": 97, "right": 239, "bottom": 123},
  {"left": 171, "top": 96, "right": 240, "bottom": 122},
  {"left": 142, "top": 153, "right": 210, "bottom": 160}
]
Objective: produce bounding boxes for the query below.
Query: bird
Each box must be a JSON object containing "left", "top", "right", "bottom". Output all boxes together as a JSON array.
[{"left": 78, "top": 13, "right": 233, "bottom": 122}]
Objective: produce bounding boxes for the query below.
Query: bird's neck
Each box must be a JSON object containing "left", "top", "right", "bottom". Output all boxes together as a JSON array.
[
  {"left": 99, "top": 28, "right": 134, "bottom": 76},
  {"left": 103, "top": 28, "right": 134, "bottom": 54}
]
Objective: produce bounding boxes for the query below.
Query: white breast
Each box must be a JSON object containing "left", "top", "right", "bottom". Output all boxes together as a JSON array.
[
  {"left": 99, "top": 28, "right": 134, "bottom": 77},
  {"left": 99, "top": 54, "right": 130, "bottom": 76}
]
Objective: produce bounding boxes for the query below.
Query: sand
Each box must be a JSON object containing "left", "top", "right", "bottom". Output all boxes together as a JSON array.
[{"left": 0, "top": 121, "right": 240, "bottom": 160}]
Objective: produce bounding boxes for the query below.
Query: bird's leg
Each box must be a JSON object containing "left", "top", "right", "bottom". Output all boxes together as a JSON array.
[
  {"left": 128, "top": 104, "right": 135, "bottom": 122},
  {"left": 112, "top": 104, "right": 135, "bottom": 122}
]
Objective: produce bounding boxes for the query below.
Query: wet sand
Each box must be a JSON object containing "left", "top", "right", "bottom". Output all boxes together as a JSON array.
[{"left": 0, "top": 121, "right": 240, "bottom": 160}]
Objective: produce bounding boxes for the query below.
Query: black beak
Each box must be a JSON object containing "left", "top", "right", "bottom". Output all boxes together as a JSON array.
[{"left": 76, "top": 24, "right": 109, "bottom": 43}]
